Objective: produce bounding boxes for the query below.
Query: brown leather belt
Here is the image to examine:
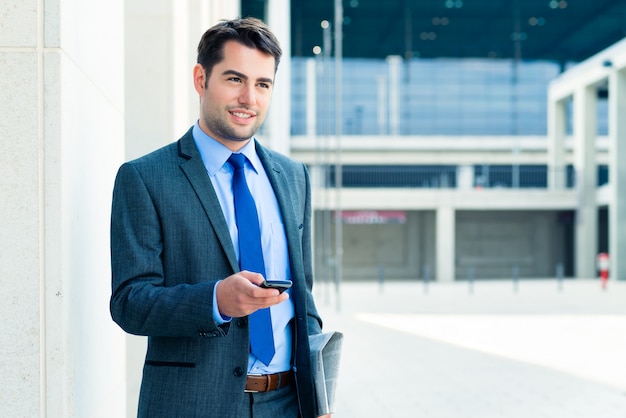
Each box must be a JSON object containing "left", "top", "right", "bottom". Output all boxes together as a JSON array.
[{"left": 245, "top": 371, "right": 293, "bottom": 393}]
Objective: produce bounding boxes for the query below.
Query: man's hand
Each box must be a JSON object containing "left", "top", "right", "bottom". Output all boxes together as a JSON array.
[
  {"left": 318, "top": 415, "right": 331, "bottom": 418},
  {"left": 215, "top": 271, "right": 289, "bottom": 318}
]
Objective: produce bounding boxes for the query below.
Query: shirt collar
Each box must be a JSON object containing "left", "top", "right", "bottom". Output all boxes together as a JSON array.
[{"left": 192, "top": 121, "right": 261, "bottom": 176}]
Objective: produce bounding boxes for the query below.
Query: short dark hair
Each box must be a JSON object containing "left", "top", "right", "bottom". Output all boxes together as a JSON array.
[{"left": 197, "top": 17, "right": 282, "bottom": 81}]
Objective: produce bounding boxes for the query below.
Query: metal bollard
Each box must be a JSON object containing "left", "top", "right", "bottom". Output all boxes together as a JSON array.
[
  {"left": 512, "top": 265, "right": 519, "bottom": 292},
  {"left": 378, "top": 265, "right": 385, "bottom": 293},
  {"left": 467, "top": 266, "right": 474, "bottom": 294},
  {"left": 556, "top": 262, "right": 564, "bottom": 292},
  {"left": 422, "top": 264, "right": 430, "bottom": 294}
]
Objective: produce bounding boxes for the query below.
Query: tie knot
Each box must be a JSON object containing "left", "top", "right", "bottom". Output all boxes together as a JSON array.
[{"left": 228, "top": 153, "right": 246, "bottom": 170}]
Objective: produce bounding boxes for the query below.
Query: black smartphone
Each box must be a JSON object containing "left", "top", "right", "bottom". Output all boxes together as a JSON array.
[{"left": 260, "top": 280, "right": 293, "bottom": 293}]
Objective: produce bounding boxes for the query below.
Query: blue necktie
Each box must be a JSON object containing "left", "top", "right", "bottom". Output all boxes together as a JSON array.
[{"left": 228, "top": 153, "right": 275, "bottom": 365}]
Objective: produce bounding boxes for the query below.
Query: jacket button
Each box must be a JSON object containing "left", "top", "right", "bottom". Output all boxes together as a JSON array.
[
  {"left": 237, "top": 318, "right": 248, "bottom": 327},
  {"left": 233, "top": 367, "right": 244, "bottom": 377}
]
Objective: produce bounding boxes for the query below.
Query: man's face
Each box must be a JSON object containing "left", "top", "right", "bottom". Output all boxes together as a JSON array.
[{"left": 194, "top": 40, "right": 276, "bottom": 151}]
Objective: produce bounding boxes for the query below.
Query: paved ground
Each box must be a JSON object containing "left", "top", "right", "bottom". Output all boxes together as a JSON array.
[{"left": 314, "top": 278, "right": 626, "bottom": 418}]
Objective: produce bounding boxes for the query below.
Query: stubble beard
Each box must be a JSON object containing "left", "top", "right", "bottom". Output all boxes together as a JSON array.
[{"left": 202, "top": 107, "right": 262, "bottom": 144}]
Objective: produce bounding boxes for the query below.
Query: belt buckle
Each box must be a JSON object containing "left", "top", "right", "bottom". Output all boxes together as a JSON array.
[{"left": 244, "top": 373, "right": 262, "bottom": 393}]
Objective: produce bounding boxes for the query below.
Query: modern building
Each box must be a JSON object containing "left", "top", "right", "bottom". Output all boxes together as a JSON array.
[
  {"left": 291, "top": 56, "right": 586, "bottom": 282},
  {"left": 279, "top": 1, "right": 625, "bottom": 282}
]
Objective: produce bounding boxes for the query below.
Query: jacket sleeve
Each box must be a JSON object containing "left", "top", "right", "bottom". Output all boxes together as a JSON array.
[{"left": 109, "top": 162, "right": 229, "bottom": 338}]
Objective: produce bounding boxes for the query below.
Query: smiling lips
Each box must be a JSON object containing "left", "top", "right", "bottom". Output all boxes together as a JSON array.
[{"left": 230, "top": 110, "right": 255, "bottom": 120}]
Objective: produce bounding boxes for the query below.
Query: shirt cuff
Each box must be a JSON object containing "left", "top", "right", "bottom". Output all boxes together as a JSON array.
[{"left": 212, "top": 281, "right": 232, "bottom": 325}]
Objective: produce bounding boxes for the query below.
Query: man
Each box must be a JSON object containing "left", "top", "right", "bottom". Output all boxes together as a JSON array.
[{"left": 110, "top": 18, "right": 329, "bottom": 418}]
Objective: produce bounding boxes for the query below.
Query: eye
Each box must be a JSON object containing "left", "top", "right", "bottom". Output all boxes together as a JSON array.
[
  {"left": 228, "top": 77, "right": 242, "bottom": 83},
  {"left": 258, "top": 82, "right": 271, "bottom": 89}
]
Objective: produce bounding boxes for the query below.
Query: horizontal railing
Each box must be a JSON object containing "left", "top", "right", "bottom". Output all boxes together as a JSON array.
[{"left": 310, "top": 164, "right": 609, "bottom": 189}]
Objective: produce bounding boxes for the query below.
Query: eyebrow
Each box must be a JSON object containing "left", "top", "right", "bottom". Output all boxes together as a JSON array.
[{"left": 222, "top": 69, "right": 273, "bottom": 85}]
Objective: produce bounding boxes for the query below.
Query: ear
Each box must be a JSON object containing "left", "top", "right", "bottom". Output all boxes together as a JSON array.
[{"left": 193, "top": 64, "right": 206, "bottom": 95}]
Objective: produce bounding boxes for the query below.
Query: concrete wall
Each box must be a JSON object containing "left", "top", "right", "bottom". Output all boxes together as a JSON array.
[{"left": 0, "top": 0, "right": 126, "bottom": 416}]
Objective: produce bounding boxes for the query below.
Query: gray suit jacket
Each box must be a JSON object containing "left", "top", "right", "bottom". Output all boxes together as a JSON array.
[{"left": 110, "top": 128, "right": 323, "bottom": 418}]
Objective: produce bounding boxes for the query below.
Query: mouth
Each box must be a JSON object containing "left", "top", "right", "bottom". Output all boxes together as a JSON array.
[{"left": 229, "top": 110, "right": 255, "bottom": 121}]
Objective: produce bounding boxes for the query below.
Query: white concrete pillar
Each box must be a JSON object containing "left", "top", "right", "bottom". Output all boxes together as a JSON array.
[
  {"left": 547, "top": 97, "right": 567, "bottom": 189},
  {"left": 608, "top": 67, "right": 626, "bottom": 280},
  {"left": 0, "top": 9, "right": 41, "bottom": 415},
  {"left": 266, "top": 0, "right": 292, "bottom": 155},
  {"left": 436, "top": 205, "right": 456, "bottom": 281},
  {"left": 1, "top": 1, "right": 126, "bottom": 416},
  {"left": 573, "top": 85, "right": 598, "bottom": 278}
]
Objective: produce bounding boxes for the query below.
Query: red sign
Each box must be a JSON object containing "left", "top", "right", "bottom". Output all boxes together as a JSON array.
[{"left": 338, "top": 211, "right": 407, "bottom": 224}]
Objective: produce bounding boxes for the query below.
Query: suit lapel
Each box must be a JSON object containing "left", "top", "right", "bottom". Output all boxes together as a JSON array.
[{"left": 177, "top": 130, "right": 239, "bottom": 273}]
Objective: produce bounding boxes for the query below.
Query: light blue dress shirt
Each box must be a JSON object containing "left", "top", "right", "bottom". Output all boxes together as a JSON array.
[{"left": 192, "top": 122, "right": 295, "bottom": 374}]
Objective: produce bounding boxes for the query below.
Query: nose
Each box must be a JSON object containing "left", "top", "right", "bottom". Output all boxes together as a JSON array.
[{"left": 238, "top": 84, "right": 256, "bottom": 105}]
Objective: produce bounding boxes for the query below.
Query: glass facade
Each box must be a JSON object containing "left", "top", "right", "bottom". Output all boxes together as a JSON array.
[
  {"left": 291, "top": 57, "right": 609, "bottom": 136},
  {"left": 293, "top": 57, "right": 610, "bottom": 191}
]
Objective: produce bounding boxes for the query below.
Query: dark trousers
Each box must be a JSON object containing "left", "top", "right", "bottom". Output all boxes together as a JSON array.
[{"left": 241, "top": 385, "right": 299, "bottom": 418}]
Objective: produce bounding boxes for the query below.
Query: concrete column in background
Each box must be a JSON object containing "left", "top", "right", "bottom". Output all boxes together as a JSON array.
[
  {"left": 608, "top": 68, "right": 626, "bottom": 280},
  {"left": 573, "top": 85, "right": 598, "bottom": 279},
  {"left": 436, "top": 204, "right": 456, "bottom": 282},
  {"left": 457, "top": 165, "right": 474, "bottom": 190},
  {"left": 547, "top": 97, "right": 567, "bottom": 190}
]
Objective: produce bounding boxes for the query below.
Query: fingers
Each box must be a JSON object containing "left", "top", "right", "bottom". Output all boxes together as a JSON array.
[
  {"left": 215, "top": 272, "right": 289, "bottom": 318},
  {"left": 241, "top": 270, "right": 266, "bottom": 286}
]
